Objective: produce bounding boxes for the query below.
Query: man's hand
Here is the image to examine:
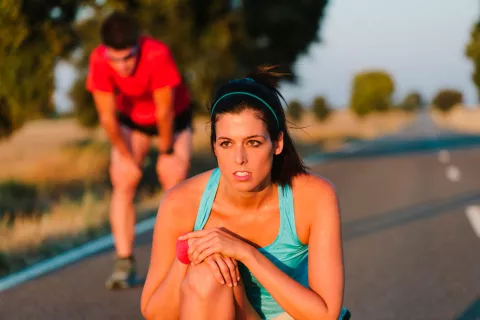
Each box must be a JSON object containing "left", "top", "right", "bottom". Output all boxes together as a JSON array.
[{"left": 92, "top": 91, "right": 134, "bottom": 162}]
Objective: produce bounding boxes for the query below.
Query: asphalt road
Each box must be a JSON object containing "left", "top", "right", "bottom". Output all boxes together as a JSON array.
[{"left": 1, "top": 114, "right": 480, "bottom": 319}]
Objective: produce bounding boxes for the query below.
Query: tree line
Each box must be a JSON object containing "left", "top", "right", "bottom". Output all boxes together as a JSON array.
[
  {"left": 285, "top": 69, "right": 464, "bottom": 123},
  {"left": 0, "top": 0, "right": 329, "bottom": 138},
  {"left": 2, "top": 0, "right": 476, "bottom": 139}
]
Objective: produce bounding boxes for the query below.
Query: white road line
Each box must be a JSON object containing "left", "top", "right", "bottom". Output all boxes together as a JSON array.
[
  {"left": 465, "top": 205, "right": 480, "bottom": 238},
  {"left": 0, "top": 216, "right": 157, "bottom": 293},
  {"left": 437, "top": 150, "right": 451, "bottom": 164},
  {"left": 446, "top": 165, "right": 461, "bottom": 182}
]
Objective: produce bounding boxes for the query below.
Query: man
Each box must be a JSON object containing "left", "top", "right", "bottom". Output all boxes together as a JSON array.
[{"left": 86, "top": 11, "right": 193, "bottom": 290}]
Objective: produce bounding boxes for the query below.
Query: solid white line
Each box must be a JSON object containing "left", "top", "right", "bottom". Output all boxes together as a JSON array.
[
  {"left": 0, "top": 216, "right": 157, "bottom": 293},
  {"left": 465, "top": 205, "right": 480, "bottom": 238}
]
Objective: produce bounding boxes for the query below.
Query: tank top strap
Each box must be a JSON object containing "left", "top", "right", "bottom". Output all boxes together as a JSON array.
[
  {"left": 277, "top": 183, "right": 302, "bottom": 244},
  {"left": 194, "top": 168, "right": 221, "bottom": 231}
]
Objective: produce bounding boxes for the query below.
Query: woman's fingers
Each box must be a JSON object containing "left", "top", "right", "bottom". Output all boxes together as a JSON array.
[
  {"left": 223, "top": 257, "right": 240, "bottom": 285},
  {"left": 178, "top": 228, "right": 218, "bottom": 240},
  {"left": 202, "top": 254, "right": 240, "bottom": 287},
  {"left": 204, "top": 256, "right": 225, "bottom": 285},
  {"left": 213, "top": 256, "right": 234, "bottom": 287},
  {"left": 194, "top": 246, "right": 217, "bottom": 265},
  {"left": 187, "top": 233, "right": 215, "bottom": 259}
]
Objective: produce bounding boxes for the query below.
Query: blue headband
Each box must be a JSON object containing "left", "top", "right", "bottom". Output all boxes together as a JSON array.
[{"left": 211, "top": 91, "right": 280, "bottom": 128}]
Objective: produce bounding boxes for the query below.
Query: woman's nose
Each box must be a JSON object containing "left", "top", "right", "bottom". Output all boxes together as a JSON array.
[{"left": 234, "top": 145, "right": 247, "bottom": 165}]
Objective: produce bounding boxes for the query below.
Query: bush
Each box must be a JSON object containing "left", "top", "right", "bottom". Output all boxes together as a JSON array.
[
  {"left": 312, "top": 96, "right": 331, "bottom": 121},
  {"left": 431, "top": 89, "right": 463, "bottom": 113},
  {"left": 0, "top": 181, "right": 43, "bottom": 222},
  {"left": 350, "top": 70, "right": 395, "bottom": 116},
  {"left": 399, "top": 91, "right": 423, "bottom": 112},
  {"left": 287, "top": 100, "right": 304, "bottom": 121}
]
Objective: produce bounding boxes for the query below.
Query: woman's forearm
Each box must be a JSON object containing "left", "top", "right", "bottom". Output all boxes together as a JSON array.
[
  {"left": 241, "top": 248, "right": 338, "bottom": 320},
  {"left": 143, "top": 260, "right": 188, "bottom": 320}
]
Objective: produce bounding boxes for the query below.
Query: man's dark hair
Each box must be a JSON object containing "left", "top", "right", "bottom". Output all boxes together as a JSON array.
[{"left": 100, "top": 11, "right": 139, "bottom": 49}]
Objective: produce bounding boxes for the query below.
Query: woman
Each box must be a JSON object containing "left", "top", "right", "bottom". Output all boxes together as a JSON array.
[{"left": 141, "top": 66, "right": 350, "bottom": 319}]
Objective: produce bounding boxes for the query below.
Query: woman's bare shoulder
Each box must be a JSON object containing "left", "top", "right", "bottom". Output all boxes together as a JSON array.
[
  {"left": 292, "top": 172, "right": 337, "bottom": 197},
  {"left": 291, "top": 172, "right": 338, "bottom": 218},
  {"left": 158, "top": 169, "right": 216, "bottom": 222}
]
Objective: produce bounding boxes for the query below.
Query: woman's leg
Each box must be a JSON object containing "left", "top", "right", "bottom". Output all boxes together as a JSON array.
[{"left": 180, "top": 262, "right": 261, "bottom": 320}]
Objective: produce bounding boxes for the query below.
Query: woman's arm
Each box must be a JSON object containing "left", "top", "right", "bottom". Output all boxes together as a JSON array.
[
  {"left": 242, "top": 181, "right": 344, "bottom": 320},
  {"left": 140, "top": 188, "right": 194, "bottom": 320},
  {"left": 182, "top": 179, "right": 344, "bottom": 320}
]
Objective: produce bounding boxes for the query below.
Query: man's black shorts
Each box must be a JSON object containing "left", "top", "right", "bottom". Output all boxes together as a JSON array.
[{"left": 116, "top": 107, "right": 193, "bottom": 136}]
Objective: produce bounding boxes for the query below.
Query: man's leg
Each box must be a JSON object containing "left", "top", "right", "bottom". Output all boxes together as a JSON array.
[
  {"left": 106, "top": 126, "right": 151, "bottom": 289},
  {"left": 157, "top": 127, "right": 193, "bottom": 191}
]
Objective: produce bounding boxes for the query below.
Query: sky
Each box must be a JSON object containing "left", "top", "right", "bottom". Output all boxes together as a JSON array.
[
  {"left": 55, "top": 0, "right": 479, "bottom": 112},
  {"left": 279, "top": 0, "right": 479, "bottom": 108}
]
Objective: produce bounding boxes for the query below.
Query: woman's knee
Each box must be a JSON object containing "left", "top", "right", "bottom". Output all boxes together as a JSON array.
[{"left": 181, "top": 263, "right": 226, "bottom": 299}]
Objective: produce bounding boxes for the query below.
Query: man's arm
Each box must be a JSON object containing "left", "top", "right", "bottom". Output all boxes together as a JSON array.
[
  {"left": 92, "top": 91, "right": 135, "bottom": 162},
  {"left": 153, "top": 87, "right": 175, "bottom": 154}
]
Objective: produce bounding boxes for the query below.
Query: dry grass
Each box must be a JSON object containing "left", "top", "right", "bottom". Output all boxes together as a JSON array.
[
  {"left": 0, "top": 190, "right": 164, "bottom": 275},
  {"left": 0, "top": 110, "right": 415, "bottom": 183},
  {"left": 0, "top": 110, "right": 415, "bottom": 276},
  {"left": 288, "top": 109, "right": 415, "bottom": 143},
  {"left": 430, "top": 106, "right": 480, "bottom": 133},
  {"left": 0, "top": 191, "right": 164, "bottom": 253}
]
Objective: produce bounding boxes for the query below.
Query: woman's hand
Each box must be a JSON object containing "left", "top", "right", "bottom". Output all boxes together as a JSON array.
[
  {"left": 203, "top": 253, "right": 241, "bottom": 287},
  {"left": 179, "top": 228, "right": 253, "bottom": 264}
]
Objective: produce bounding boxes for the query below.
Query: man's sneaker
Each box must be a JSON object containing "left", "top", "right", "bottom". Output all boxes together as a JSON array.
[{"left": 105, "top": 256, "right": 137, "bottom": 290}]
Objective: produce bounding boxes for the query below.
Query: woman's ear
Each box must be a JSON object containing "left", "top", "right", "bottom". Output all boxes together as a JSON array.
[{"left": 275, "top": 131, "right": 284, "bottom": 155}]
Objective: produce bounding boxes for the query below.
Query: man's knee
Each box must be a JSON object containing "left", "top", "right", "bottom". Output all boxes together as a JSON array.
[
  {"left": 158, "top": 165, "right": 189, "bottom": 190},
  {"left": 181, "top": 263, "right": 224, "bottom": 299},
  {"left": 109, "top": 162, "right": 142, "bottom": 192}
]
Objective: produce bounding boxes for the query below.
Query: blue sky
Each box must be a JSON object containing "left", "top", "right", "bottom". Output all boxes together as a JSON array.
[
  {"left": 280, "top": 0, "right": 479, "bottom": 108},
  {"left": 55, "top": 0, "right": 479, "bottom": 111}
]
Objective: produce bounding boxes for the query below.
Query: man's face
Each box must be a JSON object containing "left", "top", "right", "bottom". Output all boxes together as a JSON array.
[{"left": 105, "top": 46, "right": 138, "bottom": 77}]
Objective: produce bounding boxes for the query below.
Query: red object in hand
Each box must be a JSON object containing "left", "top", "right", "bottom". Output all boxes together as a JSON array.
[{"left": 176, "top": 238, "right": 191, "bottom": 264}]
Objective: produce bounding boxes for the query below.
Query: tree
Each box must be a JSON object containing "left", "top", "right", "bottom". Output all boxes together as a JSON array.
[
  {"left": 349, "top": 70, "right": 395, "bottom": 117},
  {"left": 287, "top": 100, "right": 303, "bottom": 121},
  {"left": 311, "top": 96, "right": 331, "bottom": 121},
  {"left": 0, "top": 0, "right": 78, "bottom": 138},
  {"left": 465, "top": 22, "right": 480, "bottom": 102},
  {"left": 398, "top": 91, "right": 423, "bottom": 112},
  {"left": 431, "top": 89, "right": 463, "bottom": 113},
  {"left": 71, "top": 0, "right": 330, "bottom": 127}
]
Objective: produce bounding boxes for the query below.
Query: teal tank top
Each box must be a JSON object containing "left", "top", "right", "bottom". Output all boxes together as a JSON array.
[{"left": 194, "top": 168, "right": 349, "bottom": 320}]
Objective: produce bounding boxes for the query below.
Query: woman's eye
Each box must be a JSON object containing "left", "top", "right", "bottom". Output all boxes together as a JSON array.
[
  {"left": 248, "top": 140, "right": 261, "bottom": 147},
  {"left": 220, "top": 141, "right": 231, "bottom": 147}
]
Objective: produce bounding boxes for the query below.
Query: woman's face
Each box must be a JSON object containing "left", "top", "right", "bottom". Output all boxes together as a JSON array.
[{"left": 213, "top": 109, "right": 283, "bottom": 192}]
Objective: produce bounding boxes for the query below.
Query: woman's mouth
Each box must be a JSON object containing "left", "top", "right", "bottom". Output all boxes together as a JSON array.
[{"left": 233, "top": 171, "right": 251, "bottom": 181}]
